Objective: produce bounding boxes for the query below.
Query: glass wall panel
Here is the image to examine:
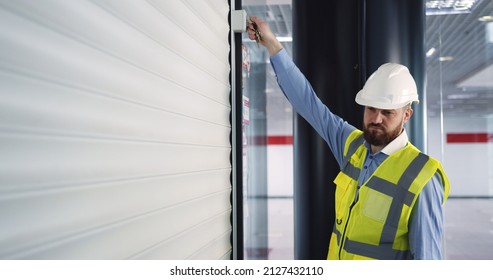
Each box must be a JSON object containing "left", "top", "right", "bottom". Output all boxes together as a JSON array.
[
  {"left": 425, "top": 0, "right": 493, "bottom": 259},
  {"left": 242, "top": 1, "right": 294, "bottom": 260}
]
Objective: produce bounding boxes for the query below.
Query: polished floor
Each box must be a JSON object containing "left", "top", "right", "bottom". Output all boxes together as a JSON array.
[
  {"left": 262, "top": 198, "right": 493, "bottom": 260},
  {"left": 443, "top": 198, "right": 493, "bottom": 259}
]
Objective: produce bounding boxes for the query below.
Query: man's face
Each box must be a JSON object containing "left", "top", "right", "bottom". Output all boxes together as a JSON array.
[{"left": 363, "top": 106, "right": 413, "bottom": 150}]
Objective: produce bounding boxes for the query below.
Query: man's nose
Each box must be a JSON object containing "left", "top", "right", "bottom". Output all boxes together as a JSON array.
[{"left": 371, "top": 112, "right": 383, "bottom": 124}]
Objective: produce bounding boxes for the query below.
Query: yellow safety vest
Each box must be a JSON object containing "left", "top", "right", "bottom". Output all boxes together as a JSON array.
[{"left": 327, "top": 130, "right": 450, "bottom": 260}]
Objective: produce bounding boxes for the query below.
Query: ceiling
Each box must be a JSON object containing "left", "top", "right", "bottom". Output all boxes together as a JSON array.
[
  {"left": 426, "top": 0, "right": 493, "bottom": 118},
  {"left": 243, "top": 0, "right": 493, "bottom": 119}
]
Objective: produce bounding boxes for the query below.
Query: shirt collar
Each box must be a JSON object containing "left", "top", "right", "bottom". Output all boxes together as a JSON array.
[
  {"left": 381, "top": 129, "right": 409, "bottom": 155},
  {"left": 365, "top": 129, "right": 409, "bottom": 156}
]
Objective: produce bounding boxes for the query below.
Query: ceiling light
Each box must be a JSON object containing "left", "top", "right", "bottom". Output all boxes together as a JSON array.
[
  {"left": 478, "top": 15, "right": 493, "bottom": 22},
  {"left": 277, "top": 36, "right": 293, "bottom": 42},
  {"left": 426, "top": 47, "right": 436, "bottom": 57},
  {"left": 447, "top": 92, "right": 479, "bottom": 99},
  {"left": 426, "top": 0, "right": 483, "bottom": 15},
  {"left": 439, "top": 56, "right": 454, "bottom": 61}
]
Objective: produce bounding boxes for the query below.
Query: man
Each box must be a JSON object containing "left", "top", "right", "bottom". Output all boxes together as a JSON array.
[{"left": 247, "top": 16, "right": 450, "bottom": 260}]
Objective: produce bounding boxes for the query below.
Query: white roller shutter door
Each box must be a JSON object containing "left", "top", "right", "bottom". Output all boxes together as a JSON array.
[{"left": 0, "top": 0, "right": 232, "bottom": 259}]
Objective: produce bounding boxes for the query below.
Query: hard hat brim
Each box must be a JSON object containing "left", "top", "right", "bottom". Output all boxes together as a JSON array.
[{"left": 355, "top": 90, "right": 419, "bottom": 110}]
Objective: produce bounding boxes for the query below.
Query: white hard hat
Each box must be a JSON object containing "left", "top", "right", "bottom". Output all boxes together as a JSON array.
[{"left": 355, "top": 63, "right": 419, "bottom": 109}]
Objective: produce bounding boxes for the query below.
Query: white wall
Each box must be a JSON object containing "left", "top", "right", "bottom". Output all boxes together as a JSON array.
[
  {"left": 266, "top": 91, "right": 293, "bottom": 197},
  {"left": 428, "top": 116, "right": 493, "bottom": 197},
  {"left": 268, "top": 145, "right": 294, "bottom": 197}
]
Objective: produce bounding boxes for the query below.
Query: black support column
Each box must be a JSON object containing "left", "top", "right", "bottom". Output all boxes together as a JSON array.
[
  {"left": 292, "top": 0, "right": 364, "bottom": 259},
  {"left": 291, "top": 0, "right": 426, "bottom": 259},
  {"left": 364, "top": 0, "right": 426, "bottom": 150}
]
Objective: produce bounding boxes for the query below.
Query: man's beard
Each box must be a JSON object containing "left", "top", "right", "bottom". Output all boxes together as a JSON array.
[{"left": 363, "top": 123, "right": 403, "bottom": 147}]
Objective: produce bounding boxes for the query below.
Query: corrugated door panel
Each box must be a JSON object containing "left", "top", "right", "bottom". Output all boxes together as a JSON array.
[
  {"left": 0, "top": 0, "right": 231, "bottom": 259},
  {"left": 3, "top": 190, "right": 231, "bottom": 259},
  {"left": 129, "top": 211, "right": 231, "bottom": 259}
]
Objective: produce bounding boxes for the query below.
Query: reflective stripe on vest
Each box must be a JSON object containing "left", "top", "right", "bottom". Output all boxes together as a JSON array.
[{"left": 341, "top": 135, "right": 365, "bottom": 181}]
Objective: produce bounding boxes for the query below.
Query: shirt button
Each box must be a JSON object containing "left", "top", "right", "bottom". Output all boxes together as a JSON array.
[{"left": 364, "top": 166, "right": 368, "bottom": 169}]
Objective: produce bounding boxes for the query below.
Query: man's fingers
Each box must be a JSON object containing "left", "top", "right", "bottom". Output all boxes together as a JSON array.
[
  {"left": 247, "top": 27, "right": 256, "bottom": 40},
  {"left": 247, "top": 17, "right": 260, "bottom": 42}
]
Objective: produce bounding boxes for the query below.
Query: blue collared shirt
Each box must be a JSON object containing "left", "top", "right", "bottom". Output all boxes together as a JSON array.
[{"left": 270, "top": 49, "right": 445, "bottom": 260}]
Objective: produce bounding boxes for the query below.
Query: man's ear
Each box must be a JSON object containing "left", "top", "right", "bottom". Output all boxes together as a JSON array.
[{"left": 403, "top": 107, "right": 413, "bottom": 124}]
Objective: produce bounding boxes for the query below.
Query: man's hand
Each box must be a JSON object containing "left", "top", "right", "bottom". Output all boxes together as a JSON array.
[{"left": 247, "top": 16, "right": 283, "bottom": 56}]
